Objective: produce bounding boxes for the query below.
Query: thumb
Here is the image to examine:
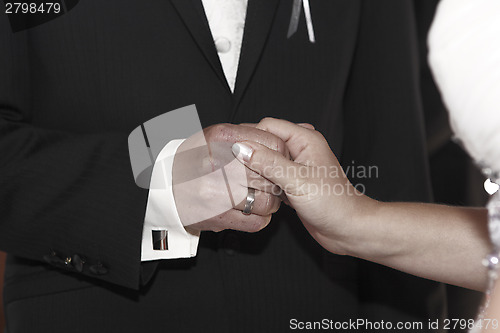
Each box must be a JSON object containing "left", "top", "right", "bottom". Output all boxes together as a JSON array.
[{"left": 232, "top": 141, "right": 308, "bottom": 196}]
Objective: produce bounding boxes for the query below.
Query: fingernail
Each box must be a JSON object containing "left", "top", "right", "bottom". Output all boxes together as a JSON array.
[{"left": 232, "top": 143, "right": 253, "bottom": 163}]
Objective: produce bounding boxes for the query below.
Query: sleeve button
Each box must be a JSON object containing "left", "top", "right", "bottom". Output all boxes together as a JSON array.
[
  {"left": 89, "top": 262, "right": 108, "bottom": 275},
  {"left": 72, "top": 254, "right": 85, "bottom": 272}
]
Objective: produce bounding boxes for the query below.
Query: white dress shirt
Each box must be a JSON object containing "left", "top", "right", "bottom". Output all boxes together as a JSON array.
[{"left": 142, "top": 0, "right": 248, "bottom": 261}]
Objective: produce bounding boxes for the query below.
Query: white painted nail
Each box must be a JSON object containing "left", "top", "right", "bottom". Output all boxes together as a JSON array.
[{"left": 232, "top": 143, "right": 253, "bottom": 162}]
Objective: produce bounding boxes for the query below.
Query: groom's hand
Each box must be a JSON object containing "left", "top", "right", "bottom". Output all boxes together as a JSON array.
[
  {"left": 231, "top": 118, "right": 370, "bottom": 255},
  {"left": 172, "top": 123, "right": 287, "bottom": 233}
]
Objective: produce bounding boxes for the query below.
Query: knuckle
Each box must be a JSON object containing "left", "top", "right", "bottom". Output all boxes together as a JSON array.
[
  {"left": 260, "top": 117, "right": 274, "bottom": 124},
  {"left": 212, "top": 213, "right": 232, "bottom": 232},
  {"left": 292, "top": 174, "right": 311, "bottom": 196},
  {"left": 312, "top": 130, "right": 326, "bottom": 142},
  {"left": 271, "top": 196, "right": 281, "bottom": 213},
  {"left": 257, "top": 117, "right": 275, "bottom": 129},
  {"left": 271, "top": 184, "right": 283, "bottom": 196},
  {"left": 207, "top": 123, "right": 234, "bottom": 141},
  {"left": 262, "top": 194, "right": 279, "bottom": 214},
  {"left": 261, "top": 193, "right": 273, "bottom": 213},
  {"left": 203, "top": 125, "right": 216, "bottom": 139},
  {"left": 266, "top": 194, "right": 280, "bottom": 214},
  {"left": 270, "top": 153, "right": 280, "bottom": 170},
  {"left": 247, "top": 217, "right": 267, "bottom": 233},
  {"left": 197, "top": 219, "right": 225, "bottom": 233},
  {"left": 275, "top": 138, "right": 287, "bottom": 155},
  {"left": 260, "top": 215, "right": 272, "bottom": 230},
  {"left": 211, "top": 226, "right": 224, "bottom": 232}
]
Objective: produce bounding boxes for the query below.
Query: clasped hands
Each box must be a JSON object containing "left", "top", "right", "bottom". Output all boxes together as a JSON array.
[{"left": 172, "top": 118, "right": 374, "bottom": 256}]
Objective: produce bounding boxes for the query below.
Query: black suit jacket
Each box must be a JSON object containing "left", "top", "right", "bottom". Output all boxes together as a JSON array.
[{"left": 0, "top": 0, "right": 444, "bottom": 332}]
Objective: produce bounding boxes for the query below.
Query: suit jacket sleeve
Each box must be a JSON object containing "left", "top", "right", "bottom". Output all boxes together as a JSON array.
[{"left": 0, "top": 12, "right": 155, "bottom": 291}]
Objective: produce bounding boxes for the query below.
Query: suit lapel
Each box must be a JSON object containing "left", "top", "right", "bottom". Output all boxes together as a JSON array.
[
  {"left": 231, "top": 0, "right": 281, "bottom": 116},
  {"left": 170, "top": 0, "right": 231, "bottom": 92},
  {"left": 170, "top": 0, "right": 281, "bottom": 112}
]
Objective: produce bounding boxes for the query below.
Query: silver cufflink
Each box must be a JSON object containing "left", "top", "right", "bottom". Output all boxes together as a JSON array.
[{"left": 152, "top": 230, "right": 168, "bottom": 250}]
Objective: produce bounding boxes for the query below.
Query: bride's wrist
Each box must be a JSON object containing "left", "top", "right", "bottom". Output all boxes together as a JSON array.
[
  {"left": 311, "top": 192, "right": 377, "bottom": 256},
  {"left": 338, "top": 195, "right": 384, "bottom": 258}
]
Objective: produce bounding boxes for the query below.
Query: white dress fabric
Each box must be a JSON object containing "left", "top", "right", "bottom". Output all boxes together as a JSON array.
[{"left": 428, "top": 0, "right": 500, "bottom": 177}]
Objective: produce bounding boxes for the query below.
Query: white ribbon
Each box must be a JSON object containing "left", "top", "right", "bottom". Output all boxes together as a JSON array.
[{"left": 287, "top": 0, "right": 315, "bottom": 43}]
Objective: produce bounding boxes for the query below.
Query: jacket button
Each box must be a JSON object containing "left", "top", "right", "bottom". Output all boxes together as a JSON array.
[
  {"left": 43, "top": 254, "right": 53, "bottom": 264},
  {"left": 72, "top": 254, "right": 85, "bottom": 272},
  {"left": 43, "top": 251, "right": 64, "bottom": 266},
  {"left": 43, "top": 249, "right": 57, "bottom": 263},
  {"left": 89, "top": 262, "right": 108, "bottom": 275}
]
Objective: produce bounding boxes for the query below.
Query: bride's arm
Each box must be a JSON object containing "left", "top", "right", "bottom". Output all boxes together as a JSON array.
[
  {"left": 232, "top": 118, "right": 490, "bottom": 291},
  {"left": 348, "top": 200, "right": 489, "bottom": 291}
]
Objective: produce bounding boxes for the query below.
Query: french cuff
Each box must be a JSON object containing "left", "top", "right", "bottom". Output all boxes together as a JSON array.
[{"left": 141, "top": 139, "right": 201, "bottom": 261}]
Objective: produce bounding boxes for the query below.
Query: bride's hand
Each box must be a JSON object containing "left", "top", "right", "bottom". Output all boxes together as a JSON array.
[{"left": 231, "top": 118, "right": 378, "bottom": 255}]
